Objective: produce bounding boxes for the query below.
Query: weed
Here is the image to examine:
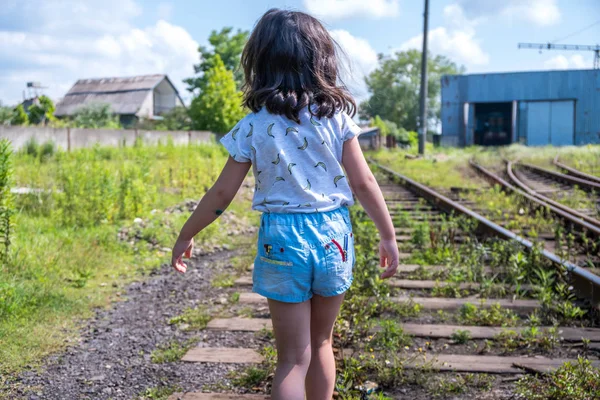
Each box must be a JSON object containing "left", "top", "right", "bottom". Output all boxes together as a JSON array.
[
  {"left": 168, "top": 306, "right": 211, "bottom": 331},
  {"left": 427, "top": 373, "right": 494, "bottom": 398},
  {"left": 451, "top": 330, "right": 471, "bottom": 344},
  {"left": 255, "top": 327, "right": 274, "bottom": 341},
  {"left": 370, "top": 320, "right": 412, "bottom": 351},
  {"left": 139, "top": 385, "right": 180, "bottom": 400},
  {"left": 212, "top": 272, "right": 234, "bottom": 288},
  {"left": 231, "top": 367, "right": 269, "bottom": 389},
  {"left": 150, "top": 339, "right": 195, "bottom": 363},
  {"left": 494, "top": 327, "right": 560, "bottom": 353},
  {"left": 515, "top": 357, "right": 600, "bottom": 400},
  {"left": 230, "top": 292, "right": 240, "bottom": 303},
  {"left": 458, "top": 303, "right": 519, "bottom": 327},
  {"left": 231, "top": 345, "right": 277, "bottom": 391},
  {"left": 237, "top": 306, "right": 254, "bottom": 318},
  {"left": 411, "top": 222, "right": 430, "bottom": 248},
  {"left": 432, "top": 282, "right": 464, "bottom": 298}
]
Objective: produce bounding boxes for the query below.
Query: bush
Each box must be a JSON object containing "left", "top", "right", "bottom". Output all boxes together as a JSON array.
[
  {"left": 11, "top": 105, "right": 28, "bottom": 126},
  {"left": 72, "top": 103, "right": 121, "bottom": 129},
  {"left": 27, "top": 95, "right": 56, "bottom": 125}
]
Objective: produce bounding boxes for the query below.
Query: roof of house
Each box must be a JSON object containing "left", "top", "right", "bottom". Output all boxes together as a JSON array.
[{"left": 54, "top": 74, "right": 183, "bottom": 117}]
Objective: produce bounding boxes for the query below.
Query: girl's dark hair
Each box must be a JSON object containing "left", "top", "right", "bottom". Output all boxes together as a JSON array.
[{"left": 241, "top": 9, "right": 356, "bottom": 123}]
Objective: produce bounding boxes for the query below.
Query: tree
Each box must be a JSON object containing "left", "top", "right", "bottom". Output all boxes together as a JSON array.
[
  {"left": 160, "top": 106, "right": 192, "bottom": 131},
  {"left": 11, "top": 105, "right": 28, "bottom": 126},
  {"left": 28, "top": 95, "right": 56, "bottom": 125},
  {"left": 188, "top": 55, "right": 245, "bottom": 134},
  {"left": 360, "top": 50, "right": 465, "bottom": 132},
  {"left": 184, "top": 27, "right": 249, "bottom": 94},
  {"left": 135, "top": 106, "right": 192, "bottom": 131},
  {"left": 0, "top": 104, "right": 12, "bottom": 125},
  {"left": 72, "top": 103, "right": 121, "bottom": 129}
]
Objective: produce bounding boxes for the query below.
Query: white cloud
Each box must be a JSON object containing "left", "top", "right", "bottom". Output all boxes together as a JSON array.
[
  {"left": 304, "top": 0, "right": 399, "bottom": 20},
  {"left": 330, "top": 30, "right": 379, "bottom": 102},
  {"left": 399, "top": 5, "right": 489, "bottom": 68},
  {"left": 544, "top": 54, "right": 592, "bottom": 70},
  {"left": 458, "top": 0, "right": 560, "bottom": 26},
  {"left": 0, "top": 1, "right": 199, "bottom": 105}
]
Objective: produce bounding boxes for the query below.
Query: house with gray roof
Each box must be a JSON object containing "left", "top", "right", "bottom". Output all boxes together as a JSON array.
[{"left": 55, "top": 74, "right": 184, "bottom": 126}]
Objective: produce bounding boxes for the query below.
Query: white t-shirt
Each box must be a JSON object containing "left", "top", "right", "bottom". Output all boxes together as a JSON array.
[{"left": 220, "top": 107, "right": 362, "bottom": 213}]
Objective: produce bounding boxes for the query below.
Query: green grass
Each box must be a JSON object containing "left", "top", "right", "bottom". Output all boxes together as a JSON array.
[
  {"left": 1, "top": 141, "right": 257, "bottom": 377},
  {"left": 150, "top": 339, "right": 196, "bottom": 364},
  {"left": 369, "top": 147, "right": 487, "bottom": 189},
  {"left": 211, "top": 272, "right": 235, "bottom": 288},
  {"left": 168, "top": 306, "right": 212, "bottom": 331}
]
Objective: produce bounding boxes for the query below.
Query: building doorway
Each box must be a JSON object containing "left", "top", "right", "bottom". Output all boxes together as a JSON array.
[{"left": 473, "top": 102, "right": 513, "bottom": 146}]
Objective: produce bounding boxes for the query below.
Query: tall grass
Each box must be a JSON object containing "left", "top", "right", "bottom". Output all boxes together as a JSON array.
[
  {"left": 1, "top": 140, "right": 252, "bottom": 376},
  {"left": 0, "top": 140, "right": 12, "bottom": 261}
]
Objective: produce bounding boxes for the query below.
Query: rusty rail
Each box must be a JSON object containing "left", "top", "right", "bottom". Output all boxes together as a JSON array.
[
  {"left": 554, "top": 155, "right": 600, "bottom": 185},
  {"left": 507, "top": 161, "right": 600, "bottom": 229},
  {"left": 470, "top": 161, "right": 600, "bottom": 240},
  {"left": 519, "top": 162, "right": 600, "bottom": 193},
  {"left": 370, "top": 157, "right": 600, "bottom": 305}
]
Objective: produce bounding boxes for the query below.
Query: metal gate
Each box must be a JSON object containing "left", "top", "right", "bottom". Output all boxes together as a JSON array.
[{"left": 524, "top": 100, "right": 575, "bottom": 146}]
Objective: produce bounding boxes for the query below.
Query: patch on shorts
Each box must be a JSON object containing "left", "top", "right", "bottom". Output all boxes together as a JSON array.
[{"left": 259, "top": 256, "right": 293, "bottom": 267}]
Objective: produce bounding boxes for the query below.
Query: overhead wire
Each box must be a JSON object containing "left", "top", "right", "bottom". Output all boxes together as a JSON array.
[{"left": 551, "top": 19, "right": 600, "bottom": 44}]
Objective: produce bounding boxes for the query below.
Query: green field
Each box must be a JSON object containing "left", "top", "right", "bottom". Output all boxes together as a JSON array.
[{"left": 0, "top": 140, "right": 257, "bottom": 377}]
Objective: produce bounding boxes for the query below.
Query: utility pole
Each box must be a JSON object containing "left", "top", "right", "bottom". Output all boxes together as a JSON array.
[{"left": 418, "top": 0, "right": 429, "bottom": 155}]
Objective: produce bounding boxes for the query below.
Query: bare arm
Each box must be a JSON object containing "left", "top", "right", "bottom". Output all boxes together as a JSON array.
[
  {"left": 172, "top": 156, "right": 251, "bottom": 273},
  {"left": 342, "top": 137, "right": 398, "bottom": 278}
]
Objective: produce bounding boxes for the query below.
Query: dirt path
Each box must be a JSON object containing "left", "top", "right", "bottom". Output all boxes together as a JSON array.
[{"left": 6, "top": 246, "right": 264, "bottom": 400}]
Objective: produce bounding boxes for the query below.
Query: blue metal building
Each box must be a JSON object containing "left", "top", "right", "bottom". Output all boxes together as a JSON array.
[{"left": 440, "top": 69, "right": 600, "bottom": 147}]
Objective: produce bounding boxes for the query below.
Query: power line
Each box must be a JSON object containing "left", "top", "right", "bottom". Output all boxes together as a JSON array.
[{"left": 551, "top": 19, "right": 600, "bottom": 44}]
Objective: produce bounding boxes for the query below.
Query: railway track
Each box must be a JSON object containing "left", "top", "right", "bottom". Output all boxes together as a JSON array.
[
  {"left": 168, "top": 161, "right": 600, "bottom": 400},
  {"left": 554, "top": 155, "right": 600, "bottom": 185},
  {"left": 510, "top": 161, "right": 600, "bottom": 224},
  {"left": 469, "top": 160, "right": 600, "bottom": 300}
]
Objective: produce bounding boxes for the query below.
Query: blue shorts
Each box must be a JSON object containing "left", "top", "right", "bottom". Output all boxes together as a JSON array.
[{"left": 252, "top": 207, "right": 355, "bottom": 303}]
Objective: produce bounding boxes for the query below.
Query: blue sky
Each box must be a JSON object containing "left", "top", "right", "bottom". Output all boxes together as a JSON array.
[{"left": 0, "top": 0, "right": 598, "bottom": 105}]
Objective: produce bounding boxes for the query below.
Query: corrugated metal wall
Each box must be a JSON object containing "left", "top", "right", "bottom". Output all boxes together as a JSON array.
[{"left": 441, "top": 69, "right": 600, "bottom": 146}]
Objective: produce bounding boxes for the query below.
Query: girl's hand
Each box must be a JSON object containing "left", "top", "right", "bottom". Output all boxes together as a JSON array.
[
  {"left": 172, "top": 237, "right": 194, "bottom": 274},
  {"left": 379, "top": 239, "right": 399, "bottom": 279}
]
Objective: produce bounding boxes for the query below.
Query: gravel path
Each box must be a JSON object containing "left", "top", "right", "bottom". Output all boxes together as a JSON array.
[{"left": 6, "top": 246, "right": 264, "bottom": 400}]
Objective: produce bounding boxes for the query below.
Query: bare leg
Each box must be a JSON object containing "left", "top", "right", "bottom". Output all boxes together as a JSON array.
[
  {"left": 305, "top": 293, "right": 345, "bottom": 400},
  {"left": 268, "top": 298, "right": 312, "bottom": 400}
]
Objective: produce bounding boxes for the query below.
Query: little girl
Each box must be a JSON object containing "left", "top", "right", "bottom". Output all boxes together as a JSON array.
[{"left": 172, "top": 8, "right": 399, "bottom": 400}]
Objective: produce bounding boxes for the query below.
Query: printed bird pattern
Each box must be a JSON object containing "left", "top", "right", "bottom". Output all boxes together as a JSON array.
[{"left": 225, "top": 116, "right": 353, "bottom": 211}]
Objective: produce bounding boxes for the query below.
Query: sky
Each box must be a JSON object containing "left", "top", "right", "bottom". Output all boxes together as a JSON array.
[{"left": 0, "top": 0, "right": 599, "bottom": 106}]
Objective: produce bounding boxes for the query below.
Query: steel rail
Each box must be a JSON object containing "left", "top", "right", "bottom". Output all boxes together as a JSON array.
[
  {"left": 507, "top": 161, "right": 600, "bottom": 229},
  {"left": 554, "top": 155, "right": 600, "bottom": 185},
  {"left": 470, "top": 160, "right": 600, "bottom": 240},
  {"left": 371, "top": 158, "right": 600, "bottom": 305},
  {"left": 519, "top": 162, "right": 600, "bottom": 193}
]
